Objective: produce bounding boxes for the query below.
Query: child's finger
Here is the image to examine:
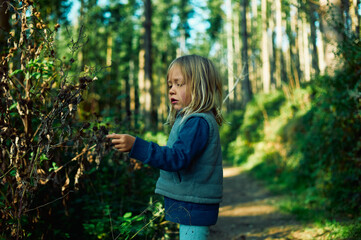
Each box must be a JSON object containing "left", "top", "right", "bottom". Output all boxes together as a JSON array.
[{"left": 106, "top": 133, "right": 118, "bottom": 138}]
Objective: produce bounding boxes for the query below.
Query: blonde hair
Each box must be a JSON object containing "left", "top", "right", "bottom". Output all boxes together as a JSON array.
[{"left": 166, "top": 55, "right": 224, "bottom": 126}]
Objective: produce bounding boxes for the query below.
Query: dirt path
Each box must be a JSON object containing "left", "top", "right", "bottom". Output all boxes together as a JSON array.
[{"left": 209, "top": 166, "right": 315, "bottom": 240}]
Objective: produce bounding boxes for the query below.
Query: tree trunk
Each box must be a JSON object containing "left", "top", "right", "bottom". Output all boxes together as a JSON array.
[
  {"left": 144, "top": 0, "right": 156, "bottom": 130},
  {"left": 233, "top": 3, "right": 242, "bottom": 104},
  {"left": 309, "top": 3, "right": 320, "bottom": 76},
  {"left": 301, "top": 11, "right": 311, "bottom": 81},
  {"left": 274, "top": 0, "right": 282, "bottom": 87},
  {"left": 241, "top": 0, "right": 253, "bottom": 105},
  {"left": 226, "top": 0, "right": 235, "bottom": 105},
  {"left": 319, "top": 0, "right": 343, "bottom": 74},
  {"left": 269, "top": 12, "right": 275, "bottom": 89},
  {"left": 290, "top": 5, "right": 301, "bottom": 88},
  {"left": 297, "top": 13, "right": 305, "bottom": 82},
  {"left": 129, "top": 59, "right": 136, "bottom": 128},
  {"left": 261, "top": 0, "right": 270, "bottom": 93},
  {"left": 355, "top": 0, "right": 361, "bottom": 37},
  {"left": 250, "top": 0, "right": 260, "bottom": 92},
  {"left": 77, "top": 0, "right": 84, "bottom": 68},
  {"left": 349, "top": 0, "right": 359, "bottom": 35}
]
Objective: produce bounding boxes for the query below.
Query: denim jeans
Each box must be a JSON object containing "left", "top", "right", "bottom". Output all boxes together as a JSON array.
[{"left": 179, "top": 225, "right": 210, "bottom": 240}]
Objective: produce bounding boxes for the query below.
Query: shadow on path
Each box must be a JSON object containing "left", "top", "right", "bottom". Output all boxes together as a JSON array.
[{"left": 209, "top": 166, "right": 301, "bottom": 240}]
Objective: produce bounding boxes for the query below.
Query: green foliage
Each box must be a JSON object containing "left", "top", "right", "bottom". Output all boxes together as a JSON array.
[
  {"left": 222, "top": 91, "right": 285, "bottom": 165},
  {"left": 222, "top": 30, "right": 361, "bottom": 239},
  {"left": 0, "top": 2, "right": 170, "bottom": 239},
  {"left": 74, "top": 157, "right": 166, "bottom": 240}
]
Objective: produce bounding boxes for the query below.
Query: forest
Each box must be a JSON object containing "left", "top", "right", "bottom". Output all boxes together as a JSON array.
[{"left": 0, "top": 0, "right": 360, "bottom": 239}]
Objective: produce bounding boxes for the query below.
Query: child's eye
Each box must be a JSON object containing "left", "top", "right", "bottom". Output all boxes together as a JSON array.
[{"left": 168, "top": 85, "right": 172, "bottom": 89}]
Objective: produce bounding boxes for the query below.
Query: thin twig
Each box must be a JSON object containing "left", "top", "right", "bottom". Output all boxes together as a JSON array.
[
  {"left": 223, "top": 64, "right": 248, "bottom": 104},
  {"left": 0, "top": 166, "right": 16, "bottom": 179}
]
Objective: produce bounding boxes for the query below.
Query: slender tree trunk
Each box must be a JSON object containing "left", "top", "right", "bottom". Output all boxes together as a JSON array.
[
  {"left": 269, "top": 9, "right": 275, "bottom": 89},
  {"left": 349, "top": 0, "right": 359, "bottom": 34},
  {"left": 138, "top": 10, "right": 146, "bottom": 126},
  {"left": 226, "top": 0, "right": 235, "bottom": 105},
  {"left": 233, "top": 3, "right": 242, "bottom": 103},
  {"left": 355, "top": 0, "right": 361, "bottom": 37},
  {"left": 309, "top": 3, "right": 320, "bottom": 76},
  {"left": 319, "top": 0, "right": 343, "bottom": 74},
  {"left": 290, "top": 5, "right": 301, "bottom": 88},
  {"left": 129, "top": 59, "right": 136, "bottom": 128},
  {"left": 138, "top": 47, "right": 145, "bottom": 120},
  {"left": 144, "top": 0, "right": 156, "bottom": 130},
  {"left": 261, "top": 0, "right": 270, "bottom": 93},
  {"left": 250, "top": 0, "right": 260, "bottom": 92},
  {"left": 297, "top": 13, "right": 305, "bottom": 82},
  {"left": 78, "top": 0, "right": 84, "bottom": 68},
  {"left": 274, "top": 0, "right": 282, "bottom": 87},
  {"left": 301, "top": 11, "right": 311, "bottom": 81},
  {"left": 241, "top": 0, "right": 252, "bottom": 105}
]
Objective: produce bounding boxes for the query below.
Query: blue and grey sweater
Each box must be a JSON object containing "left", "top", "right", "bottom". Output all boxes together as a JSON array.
[{"left": 129, "top": 112, "right": 223, "bottom": 225}]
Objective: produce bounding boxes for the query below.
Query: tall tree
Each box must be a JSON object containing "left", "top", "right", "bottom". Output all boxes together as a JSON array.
[
  {"left": 233, "top": 3, "right": 242, "bottom": 103},
  {"left": 152, "top": 0, "right": 177, "bottom": 127},
  {"left": 274, "top": 0, "right": 282, "bottom": 87},
  {"left": 261, "top": 0, "right": 270, "bottom": 93},
  {"left": 225, "top": 0, "right": 235, "bottom": 105},
  {"left": 309, "top": 3, "right": 320, "bottom": 75},
  {"left": 319, "top": 0, "right": 344, "bottom": 74},
  {"left": 241, "top": 0, "right": 253, "bottom": 105},
  {"left": 144, "top": 0, "right": 156, "bottom": 129},
  {"left": 301, "top": 10, "right": 311, "bottom": 81}
]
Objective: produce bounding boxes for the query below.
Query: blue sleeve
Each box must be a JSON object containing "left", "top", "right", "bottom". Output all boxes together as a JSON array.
[{"left": 129, "top": 117, "right": 209, "bottom": 172}]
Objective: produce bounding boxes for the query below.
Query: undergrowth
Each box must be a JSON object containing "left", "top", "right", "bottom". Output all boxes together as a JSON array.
[{"left": 221, "top": 34, "right": 361, "bottom": 239}]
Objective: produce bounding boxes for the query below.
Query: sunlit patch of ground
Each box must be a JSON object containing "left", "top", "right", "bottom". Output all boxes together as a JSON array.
[
  {"left": 210, "top": 166, "right": 332, "bottom": 240},
  {"left": 220, "top": 201, "right": 277, "bottom": 217},
  {"left": 223, "top": 166, "right": 243, "bottom": 178}
]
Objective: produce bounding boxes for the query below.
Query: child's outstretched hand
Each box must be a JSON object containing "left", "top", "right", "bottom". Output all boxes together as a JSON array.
[{"left": 106, "top": 133, "right": 136, "bottom": 152}]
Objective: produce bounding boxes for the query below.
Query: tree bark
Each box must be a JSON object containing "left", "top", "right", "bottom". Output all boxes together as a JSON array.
[
  {"left": 233, "top": 3, "right": 242, "bottom": 103},
  {"left": 319, "top": 0, "right": 344, "bottom": 74},
  {"left": 309, "top": 3, "right": 320, "bottom": 76},
  {"left": 144, "top": 0, "right": 156, "bottom": 130},
  {"left": 226, "top": 0, "right": 235, "bottom": 105},
  {"left": 301, "top": 11, "right": 311, "bottom": 81},
  {"left": 241, "top": 0, "right": 253, "bottom": 105},
  {"left": 261, "top": 0, "right": 270, "bottom": 93},
  {"left": 274, "top": 0, "right": 282, "bottom": 87}
]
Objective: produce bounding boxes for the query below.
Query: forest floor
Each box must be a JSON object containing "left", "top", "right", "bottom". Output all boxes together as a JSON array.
[{"left": 208, "top": 166, "right": 331, "bottom": 240}]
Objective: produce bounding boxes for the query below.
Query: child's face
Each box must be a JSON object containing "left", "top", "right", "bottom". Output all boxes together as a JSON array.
[{"left": 167, "top": 65, "right": 192, "bottom": 111}]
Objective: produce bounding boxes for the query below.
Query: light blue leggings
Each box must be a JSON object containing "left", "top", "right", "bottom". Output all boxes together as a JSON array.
[{"left": 179, "top": 225, "right": 210, "bottom": 240}]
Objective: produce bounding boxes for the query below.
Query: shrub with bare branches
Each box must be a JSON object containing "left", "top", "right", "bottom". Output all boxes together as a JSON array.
[{"left": 0, "top": 1, "right": 112, "bottom": 238}]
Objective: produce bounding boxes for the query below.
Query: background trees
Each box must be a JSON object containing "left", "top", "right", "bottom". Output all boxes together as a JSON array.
[{"left": 1, "top": 0, "right": 360, "bottom": 239}]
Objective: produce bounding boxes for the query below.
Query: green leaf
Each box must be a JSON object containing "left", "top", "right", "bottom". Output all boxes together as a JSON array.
[
  {"left": 123, "top": 212, "right": 132, "bottom": 219},
  {"left": 10, "top": 169, "right": 16, "bottom": 177},
  {"left": 9, "top": 102, "right": 17, "bottom": 110},
  {"left": 9, "top": 69, "right": 23, "bottom": 77},
  {"left": 49, "top": 162, "right": 59, "bottom": 172}
]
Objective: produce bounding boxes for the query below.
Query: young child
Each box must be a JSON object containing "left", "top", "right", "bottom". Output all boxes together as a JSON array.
[{"left": 106, "top": 54, "right": 224, "bottom": 240}]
